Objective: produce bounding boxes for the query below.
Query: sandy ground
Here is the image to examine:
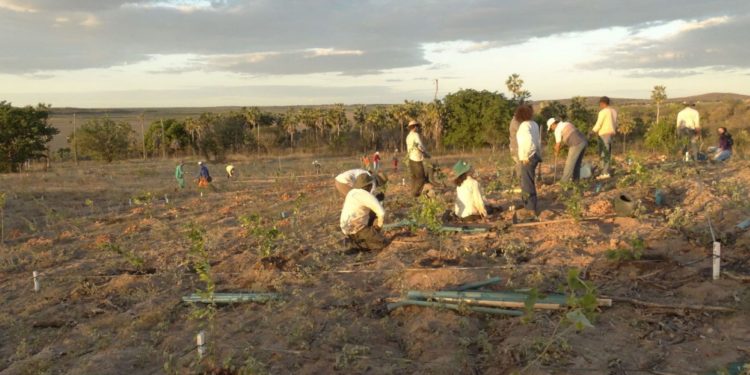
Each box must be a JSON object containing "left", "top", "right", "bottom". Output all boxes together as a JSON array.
[{"left": 1, "top": 152, "right": 749, "bottom": 374}]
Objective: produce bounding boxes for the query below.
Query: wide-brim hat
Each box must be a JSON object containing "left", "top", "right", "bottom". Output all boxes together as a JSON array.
[
  {"left": 546, "top": 117, "right": 559, "bottom": 128},
  {"left": 452, "top": 160, "right": 471, "bottom": 177},
  {"left": 407, "top": 120, "right": 421, "bottom": 128},
  {"left": 353, "top": 173, "right": 375, "bottom": 190}
]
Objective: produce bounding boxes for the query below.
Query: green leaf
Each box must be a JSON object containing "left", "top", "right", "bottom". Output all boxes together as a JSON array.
[{"left": 565, "top": 309, "right": 594, "bottom": 330}]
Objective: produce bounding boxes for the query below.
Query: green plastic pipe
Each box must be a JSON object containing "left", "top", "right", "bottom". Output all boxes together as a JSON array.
[
  {"left": 387, "top": 299, "right": 523, "bottom": 316},
  {"left": 455, "top": 276, "right": 502, "bottom": 291}
]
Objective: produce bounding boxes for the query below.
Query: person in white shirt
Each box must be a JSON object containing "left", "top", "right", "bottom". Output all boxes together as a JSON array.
[
  {"left": 676, "top": 102, "right": 701, "bottom": 161},
  {"left": 340, "top": 174, "right": 387, "bottom": 251},
  {"left": 334, "top": 168, "right": 385, "bottom": 198},
  {"left": 591, "top": 96, "right": 617, "bottom": 178},
  {"left": 515, "top": 104, "right": 542, "bottom": 214},
  {"left": 225, "top": 164, "right": 236, "bottom": 179},
  {"left": 405, "top": 120, "right": 431, "bottom": 197},
  {"left": 452, "top": 160, "right": 489, "bottom": 221},
  {"left": 547, "top": 118, "right": 588, "bottom": 183}
]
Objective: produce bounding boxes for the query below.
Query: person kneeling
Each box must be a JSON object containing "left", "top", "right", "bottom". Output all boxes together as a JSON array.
[
  {"left": 340, "top": 174, "right": 387, "bottom": 251},
  {"left": 708, "top": 127, "right": 733, "bottom": 162},
  {"left": 453, "top": 160, "right": 492, "bottom": 222}
]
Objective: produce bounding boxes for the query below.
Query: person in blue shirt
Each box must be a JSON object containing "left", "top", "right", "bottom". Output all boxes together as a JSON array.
[{"left": 197, "top": 161, "right": 212, "bottom": 188}]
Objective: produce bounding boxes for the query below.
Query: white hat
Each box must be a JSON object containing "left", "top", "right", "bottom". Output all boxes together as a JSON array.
[
  {"left": 198, "top": 161, "right": 203, "bottom": 165},
  {"left": 546, "top": 118, "right": 559, "bottom": 128}
]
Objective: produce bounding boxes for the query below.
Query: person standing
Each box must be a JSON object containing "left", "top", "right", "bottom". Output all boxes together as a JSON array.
[
  {"left": 392, "top": 154, "right": 399, "bottom": 172},
  {"left": 197, "top": 161, "right": 212, "bottom": 188},
  {"left": 591, "top": 96, "right": 617, "bottom": 179},
  {"left": 175, "top": 161, "right": 186, "bottom": 189},
  {"left": 406, "top": 120, "right": 431, "bottom": 197},
  {"left": 340, "top": 174, "right": 387, "bottom": 251},
  {"left": 676, "top": 102, "right": 701, "bottom": 161},
  {"left": 372, "top": 151, "right": 381, "bottom": 171},
  {"left": 362, "top": 155, "right": 371, "bottom": 170},
  {"left": 516, "top": 105, "right": 542, "bottom": 214},
  {"left": 508, "top": 114, "right": 521, "bottom": 184},
  {"left": 547, "top": 118, "right": 588, "bottom": 183}
]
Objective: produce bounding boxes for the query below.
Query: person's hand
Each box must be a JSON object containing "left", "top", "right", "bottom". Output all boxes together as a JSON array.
[{"left": 521, "top": 159, "right": 530, "bottom": 165}]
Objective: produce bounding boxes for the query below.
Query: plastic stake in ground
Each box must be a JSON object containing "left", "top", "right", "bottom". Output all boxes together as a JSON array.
[
  {"left": 196, "top": 331, "right": 206, "bottom": 359},
  {"left": 713, "top": 241, "right": 721, "bottom": 281},
  {"left": 182, "top": 292, "right": 280, "bottom": 304},
  {"left": 33, "top": 271, "right": 39, "bottom": 292}
]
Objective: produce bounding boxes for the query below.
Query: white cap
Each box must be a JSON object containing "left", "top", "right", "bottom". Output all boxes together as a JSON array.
[
  {"left": 546, "top": 117, "right": 559, "bottom": 128},
  {"left": 198, "top": 161, "right": 203, "bottom": 165}
]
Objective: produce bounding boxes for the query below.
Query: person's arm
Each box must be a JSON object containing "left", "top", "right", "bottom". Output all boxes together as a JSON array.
[
  {"left": 360, "top": 192, "right": 385, "bottom": 228},
  {"left": 555, "top": 142, "right": 561, "bottom": 156},
  {"left": 416, "top": 135, "right": 430, "bottom": 158},
  {"left": 472, "top": 181, "right": 488, "bottom": 217},
  {"left": 517, "top": 122, "right": 531, "bottom": 163},
  {"left": 694, "top": 112, "right": 701, "bottom": 135},
  {"left": 676, "top": 112, "right": 681, "bottom": 129},
  {"left": 592, "top": 110, "right": 605, "bottom": 134}
]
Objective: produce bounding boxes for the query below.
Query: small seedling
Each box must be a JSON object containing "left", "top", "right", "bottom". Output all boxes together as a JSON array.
[
  {"left": 409, "top": 195, "right": 444, "bottom": 232},
  {"left": 100, "top": 242, "right": 145, "bottom": 271},
  {"left": 239, "top": 214, "right": 284, "bottom": 258}
]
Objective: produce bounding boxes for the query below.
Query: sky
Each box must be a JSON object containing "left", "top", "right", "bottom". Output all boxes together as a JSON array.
[{"left": 0, "top": 0, "right": 749, "bottom": 107}]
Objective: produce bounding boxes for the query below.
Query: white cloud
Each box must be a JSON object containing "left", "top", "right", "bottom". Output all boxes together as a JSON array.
[
  {"left": 305, "top": 48, "right": 364, "bottom": 58},
  {"left": 79, "top": 14, "right": 101, "bottom": 27},
  {"left": 0, "top": 0, "right": 37, "bottom": 13}
]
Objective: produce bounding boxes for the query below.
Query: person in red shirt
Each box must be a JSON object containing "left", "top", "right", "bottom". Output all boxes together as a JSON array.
[{"left": 372, "top": 151, "right": 381, "bottom": 171}]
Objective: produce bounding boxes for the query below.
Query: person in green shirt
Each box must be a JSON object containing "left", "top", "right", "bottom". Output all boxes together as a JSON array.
[{"left": 175, "top": 161, "right": 185, "bottom": 189}]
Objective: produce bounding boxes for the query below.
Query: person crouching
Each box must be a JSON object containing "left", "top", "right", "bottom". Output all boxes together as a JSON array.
[
  {"left": 452, "top": 160, "right": 491, "bottom": 222},
  {"left": 340, "top": 174, "right": 388, "bottom": 251}
]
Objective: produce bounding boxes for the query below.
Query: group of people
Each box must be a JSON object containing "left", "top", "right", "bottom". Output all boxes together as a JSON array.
[
  {"left": 676, "top": 101, "right": 734, "bottom": 162},
  {"left": 174, "top": 161, "right": 237, "bottom": 190},
  {"left": 337, "top": 96, "right": 737, "bottom": 252}
]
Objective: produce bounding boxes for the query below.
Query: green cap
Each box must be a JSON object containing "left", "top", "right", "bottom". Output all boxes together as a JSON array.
[{"left": 453, "top": 160, "right": 471, "bottom": 177}]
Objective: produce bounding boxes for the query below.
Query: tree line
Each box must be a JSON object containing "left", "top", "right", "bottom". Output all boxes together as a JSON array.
[{"left": 2, "top": 77, "right": 749, "bottom": 172}]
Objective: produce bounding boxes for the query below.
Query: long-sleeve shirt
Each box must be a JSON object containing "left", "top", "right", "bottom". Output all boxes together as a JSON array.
[
  {"left": 719, "top": 134, "right": 732, "bottom": 151},
  {"left": 676, "top": 107, "right": 700, "bottom": 130},
  {"left": 454, "top": 176, "right": 487, "bottom": 218},
  {"left": 175, "top": 165, "right": 184, "bottom": 179},
  {"left": 406, "top": 131, "right": 428, "bottom": 162},
  {"left": 508, "top": 117, "right": 520, "bottom": 159},
  {"left": 340, "top": 189, "right": 385, "bottom": 235},
  {"left": 198, "top": 165, "right": 210, "bottom": 178},
  {"left": 592, "top": 107, "right": 618, "bottom": 136},
  {"left": 554, "top": 122, "right": 586, "bottom": 147},
  {"left": 516, "top": 120, "right": 542, "bottom": 162}
]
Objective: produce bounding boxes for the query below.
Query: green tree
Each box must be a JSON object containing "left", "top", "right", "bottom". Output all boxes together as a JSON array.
[
  {"left": 540, "top": 101, "right": 568, "bottom": 122},
  {"left": 651, "top": 85, "right": 667, "bottom": 124},
  {"left": 505, "top": 73, "right": 531, "bottom": 104},
  {"left": 567, "top": 97, "right": 596, "bottom": 134},
  {"left": 0, "top": 102, "right": 58, "bottom": 172},
  {"left": 420, "top": 100, "right": 446, "bottom": 150},
  {"left": 244, "top": 107, "right": 262, "bottom": 153},
  {"left": 443, "top": 89, "right": 511, "bottom": 149},
  {"left": 144, "top": 119, "right": 190, "bottom": 157},
  {"left": 75, "top": 118, "right": 133, "bottom": 162}
]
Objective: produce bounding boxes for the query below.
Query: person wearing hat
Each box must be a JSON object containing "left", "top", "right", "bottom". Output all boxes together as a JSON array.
[
  {"left": 452, "top": 160, "right": 489, "bottom": 221},
  {"left": 175, "top": 161, "right": 186, "bottom": 189},
  {"left": 406, "top": 120, "right": 431, "bottom": 197},
  {"left": 677, "top": 101, "right": 701, "bottom": 161},
  {"left": 372, "top": 151, "right": 381, "bottom": 171},
  {"left": 515, "top": 104, "right": 542, "bottom": 214},
  {"left": 334, "top": 168, "right": 385, "bottom": 197},
  {"left": 547, "top": 118, "right": 588, "bottom": 183},
  {"left": 197, "top": 161, "right": 212, "bottom": 188},
  {"left": 340, "top": 173, "right": 387, "bottom": 251},
  {"left": 591, "top": 96, "right": 617, "bottom": 179}
]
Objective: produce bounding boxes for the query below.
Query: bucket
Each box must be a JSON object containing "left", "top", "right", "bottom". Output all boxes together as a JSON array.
[{"left": 613, "top": 193, "right": 637, "bottom": 217}]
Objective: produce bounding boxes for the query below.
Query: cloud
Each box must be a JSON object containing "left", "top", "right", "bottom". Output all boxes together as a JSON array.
[
  {"left": 0, "top": 0, "right": 749, "bottom": 75},
  {"left": 582, "top": 15, "right": 750, "bottom": 73},
  {"left": 624, "top": 69, "right": 703, "bottom": 78},
  {"left": 0, "top": 0, "right": 37, "bottom": 13}
]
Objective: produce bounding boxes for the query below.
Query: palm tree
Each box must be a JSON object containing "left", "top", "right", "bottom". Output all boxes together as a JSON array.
[
  {"left": 353, "top": 105, "right": 367, "bottom": 138},
  {"left": 244, "top": 107, "right": 262, "bottom": 154},
  {"left": 651, "top": 85, "right": 667, "bottom": 124},
  {"left": 420, "top": 100, "right": 444, "bottom": 150}
]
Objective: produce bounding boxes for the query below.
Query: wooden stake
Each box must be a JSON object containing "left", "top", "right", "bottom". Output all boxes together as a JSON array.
[
  {"left": 196, "top": 330, "right": 206, "bottom": 359},
  {"left": 33, "top": 271, "right": 40, "bottom": 292},
  {"left": 72, "top": 113, "right": 78, "bottom": 166}
]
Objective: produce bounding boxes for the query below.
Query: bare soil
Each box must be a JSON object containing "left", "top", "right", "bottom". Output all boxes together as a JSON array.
[{"left": 1, "top": 153, "right": 749, "bottom": 374}]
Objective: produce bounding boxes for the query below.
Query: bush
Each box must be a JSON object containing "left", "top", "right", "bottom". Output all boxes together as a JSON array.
[
  {"left": 644, "top": 121, "right": 679, "bottom": 154},
  {"left": 74, "top": 118, "right": 133, "bottom": 162}
]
